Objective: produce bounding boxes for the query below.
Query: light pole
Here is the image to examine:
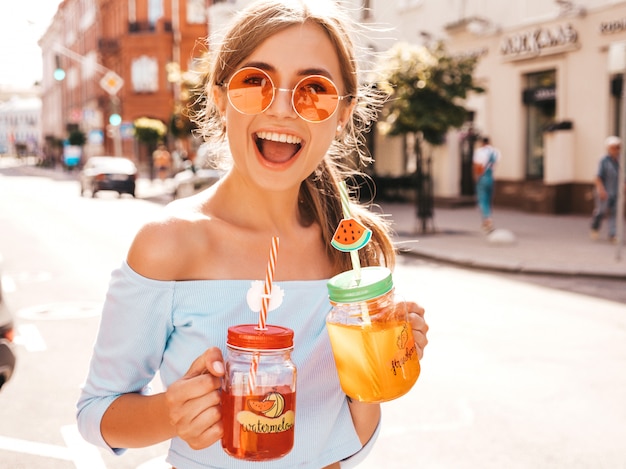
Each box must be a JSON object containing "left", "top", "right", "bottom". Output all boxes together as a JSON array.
[{"left": 608, "top": 41, "right": 626, "bottom": 261}]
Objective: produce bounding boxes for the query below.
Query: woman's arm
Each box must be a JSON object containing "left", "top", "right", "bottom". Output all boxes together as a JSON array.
[
  {"left": 101, "top": 348, "right": 225, "bottom": 451},
  {"left": 346, "top": 399, "right": 381, "bottom": 446}
]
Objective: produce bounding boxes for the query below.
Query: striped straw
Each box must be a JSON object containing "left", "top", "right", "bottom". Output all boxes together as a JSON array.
[
  {"left": 248, "top": 355, "right": 258, "bottom": 393},
  {"left": 338, "top": 181, "right": 362, "bottom": 281},
  {"left": 249, "top": 236, "right": 280, "bottom": 393},
  {"left": 258, "top": 236, "right": 279, "bottom": 330}
]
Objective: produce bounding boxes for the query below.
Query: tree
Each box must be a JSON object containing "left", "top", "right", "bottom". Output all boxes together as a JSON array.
[
  {"left": 134, "top": 117, "right": 168, "bottom": 180},
  {"left": 377, "top": 41, "right": 484, "bottom": 231},
  {"left": 133, "top": 117, "right": 167, "bottom": 147},
  {"left": 68, "top": 129, "right": 86, "bottom": 147}
]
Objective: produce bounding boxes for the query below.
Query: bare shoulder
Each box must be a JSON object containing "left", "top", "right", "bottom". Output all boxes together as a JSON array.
[{"left": 127, "top": 196, "right": 217, "bottom": 280}]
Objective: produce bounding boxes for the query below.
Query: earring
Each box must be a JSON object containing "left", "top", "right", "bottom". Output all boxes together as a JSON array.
[{"left": 336, "top": 124, "right": 343, "bottom": 132}]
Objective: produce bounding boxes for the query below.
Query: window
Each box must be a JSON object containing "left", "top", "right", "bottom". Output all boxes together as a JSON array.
[
  {"left": 523, "top": 70, "right": 556, "bottom": 180},
  {"left": 187, "top": 0, "right": 206, "bottom": 24},
  {"left": 148, "top": 0, "right": 163, "bottom": 26},
  {"left": 132, "top": 56, "right": 159, "bottom": 93}
]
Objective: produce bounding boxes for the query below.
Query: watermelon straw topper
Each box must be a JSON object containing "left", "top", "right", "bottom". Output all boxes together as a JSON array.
[
  {"left": 332, "top": 181, "right": 373, "bottom": 282},
  {"left": 332, "top": 182, "right": 373, "bottom": 326},
  {"left": 331, "top": 218, "right": 372, "bottom": 252}
]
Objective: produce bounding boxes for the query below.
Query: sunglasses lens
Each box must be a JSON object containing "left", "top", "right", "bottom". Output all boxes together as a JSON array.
[
  {"left": 227, "top": 68, "right": 274, "bottom": 114},
  {"left": 293, "top": 76, "right": 340, "bottom": 122}
]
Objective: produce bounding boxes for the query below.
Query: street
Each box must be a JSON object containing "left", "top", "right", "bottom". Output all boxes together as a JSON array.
[{"left": 1, "top": 166, "right": 626, "bottom": 468}]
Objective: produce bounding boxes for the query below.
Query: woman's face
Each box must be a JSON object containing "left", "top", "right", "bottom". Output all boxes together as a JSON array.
[{"left": 216, "top": 22, "right": 351, "bottom": 194}]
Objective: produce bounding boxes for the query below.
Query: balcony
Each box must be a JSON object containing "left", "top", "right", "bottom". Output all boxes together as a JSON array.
[
  {"left": 97, "top": 38, "right": 120, "bottom": 54},
  {"left": 128, "top": 21, "right": 156, "bottom": 33}
]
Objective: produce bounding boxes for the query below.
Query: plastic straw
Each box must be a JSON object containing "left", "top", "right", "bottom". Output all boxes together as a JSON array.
[
  {"left": 258, "top": 236, "right": 279, "bottom": 330},
  {"left": 249, "top": 236, "right": 280, "bottom": 393},
  {"left": 338, "top": 181, "right": 371, "bottom": 326},
  {"left": 338, "top": 181, "right": 362, "bottom": 281}
]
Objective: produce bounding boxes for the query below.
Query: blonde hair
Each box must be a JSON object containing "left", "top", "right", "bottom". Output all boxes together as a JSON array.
[{"left": 196, "top": 0, "right": 395, "bottom": 272}]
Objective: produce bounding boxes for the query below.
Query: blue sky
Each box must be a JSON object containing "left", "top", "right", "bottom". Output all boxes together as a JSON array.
[{"left": 0, "top": 0, "right": 63, "bottom": 88}]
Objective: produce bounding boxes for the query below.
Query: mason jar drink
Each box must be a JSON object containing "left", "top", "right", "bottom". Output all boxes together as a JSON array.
[
  {"left": 221, "top": 324, "right": 296, "bottom": 460},
  {"left": 326, "top": 266, "right": 420, "bottom": 403}
]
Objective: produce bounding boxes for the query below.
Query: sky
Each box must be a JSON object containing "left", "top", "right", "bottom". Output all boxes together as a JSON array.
[{"left": 0, "top": 0, "right": 64, "bottom": 88}]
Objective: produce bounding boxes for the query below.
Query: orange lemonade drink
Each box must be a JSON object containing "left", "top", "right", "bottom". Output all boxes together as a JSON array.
[{"left": 326, "top": 320, "right": 420, "bottom": 402}]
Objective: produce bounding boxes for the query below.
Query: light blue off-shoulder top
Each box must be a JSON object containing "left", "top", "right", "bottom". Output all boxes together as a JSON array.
[{"left": 76, "top": 262, "right": 369, "bottom": 469}]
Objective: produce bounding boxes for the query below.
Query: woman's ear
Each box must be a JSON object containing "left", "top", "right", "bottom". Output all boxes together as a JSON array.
[
  {"left": 212, "top": 84, "right": 227, "bottom": 116},
  {"left": 336, "top": 99, "right": 356, "bottom": 136}
]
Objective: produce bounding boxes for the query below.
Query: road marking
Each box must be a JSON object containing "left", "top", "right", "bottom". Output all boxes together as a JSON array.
[
  {"left": 14, "top": 324, "right": 47, "bottom": 351},
  {"left": 0, "top": 435, "right": 72, "bottom": 460},
  {"left": 61, "top": 425, "right": 107, "bottom": 469},
  {"left": 0, "top": 426, "right": 107, "bottom": 468},
  {"left": 17, "top": 301, "right": 102, "bottom": 320}
]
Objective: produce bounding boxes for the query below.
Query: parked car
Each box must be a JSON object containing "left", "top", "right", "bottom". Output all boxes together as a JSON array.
[
  {"left": 79, "top": 156, "right": 137, "bottom": 198},
  {"left": 0, "top": 256, "right": 16, "bottom": 390},
  {"left": 172, "top": 167, "right": 225, "bottom": 199}
]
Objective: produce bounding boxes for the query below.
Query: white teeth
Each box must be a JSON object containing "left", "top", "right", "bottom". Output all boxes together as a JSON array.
[{"left": 257, "top": 131, "right": 302, "bottom": 145}]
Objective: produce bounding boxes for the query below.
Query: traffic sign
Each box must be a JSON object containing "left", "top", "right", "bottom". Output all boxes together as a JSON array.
[{"left": 99, "top": 71, "right": 124, "bottom": 95}]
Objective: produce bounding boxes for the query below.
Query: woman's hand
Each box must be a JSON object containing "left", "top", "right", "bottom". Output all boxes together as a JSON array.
[
  {"left": 165, "top": 347, "right": 225, "bottom": 450},
  {"left": 404, "top": 301, "right": 428, "bottom": 360}
]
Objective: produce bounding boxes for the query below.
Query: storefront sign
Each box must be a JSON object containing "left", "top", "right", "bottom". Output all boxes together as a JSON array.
[
  {"left": 522, "top": 87, "right": 556, "bottom": 104},
  {"left": 600, "top": 18, "right": 626, "bottom": 35},
  {"left": 500, "top": 24, "right": 578, "bottom": 60}
]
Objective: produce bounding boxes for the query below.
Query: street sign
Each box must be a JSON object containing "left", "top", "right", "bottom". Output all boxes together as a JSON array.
[{"left": 99, "top": 71, "right": 124, "bottom": 95}]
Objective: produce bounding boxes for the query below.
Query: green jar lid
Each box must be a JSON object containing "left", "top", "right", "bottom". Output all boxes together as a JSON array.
[{"left": 327, "top": 266, "right": 393, "bottom": 303}]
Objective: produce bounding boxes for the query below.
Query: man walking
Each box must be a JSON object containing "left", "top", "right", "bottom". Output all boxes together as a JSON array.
[{"left": 590, "top": 136, "right": 623, "bottom": 244}]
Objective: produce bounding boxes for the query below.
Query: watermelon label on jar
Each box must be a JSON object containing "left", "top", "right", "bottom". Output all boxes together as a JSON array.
[{"left": 237, "top": 391, "right": 295, "bottom": 434}]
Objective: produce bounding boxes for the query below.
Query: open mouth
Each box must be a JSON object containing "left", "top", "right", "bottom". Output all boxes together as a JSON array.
[{"left": 255, "top": 131, "right": 302, "bottom": 164}]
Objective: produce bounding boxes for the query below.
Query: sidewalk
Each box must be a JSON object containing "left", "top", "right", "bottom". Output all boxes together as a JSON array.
[
  {"left": 380, "top": 202, "right": 626, "bottom": 279},
  {"left": 2, "top": 156, "right": 624, "bottom": 279}
]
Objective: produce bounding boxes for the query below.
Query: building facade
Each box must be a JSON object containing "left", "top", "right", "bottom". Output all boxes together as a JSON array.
[
  {"left": 38, "top": 0, "right": 626, "bottom": 213},
  {"left": 445, "top": 1, "right": 626, "bottom": 214},
  {"left": 0, "top": 95, "right": 42, "bottom": 156},
  {"left": 39, "top": 0, "right": 209, "bottom": 165},
  {"left": 365, "top": 0, "right": 626, "bottom": 214}
]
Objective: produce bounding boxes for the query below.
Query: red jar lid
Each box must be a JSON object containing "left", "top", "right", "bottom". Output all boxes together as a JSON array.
[{"left": 227, "top": 324, "right": 294, "bottom": 350}]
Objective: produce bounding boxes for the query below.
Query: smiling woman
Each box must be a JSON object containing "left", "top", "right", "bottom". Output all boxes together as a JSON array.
[{"left": 76, "top": 1, "right": 428, "bottom": 468}]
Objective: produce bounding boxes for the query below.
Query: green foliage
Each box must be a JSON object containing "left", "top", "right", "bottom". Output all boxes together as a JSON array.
[
  {"left": 169, "top": 108, "right": 196, "bottom": 138},
  {"left": 68, "top": 129, "right": 86, "bottom": 146},
  {"left": 133, "top": 117, "right": 167, "bottom": 145},
  {"left": 377, "top": 41, "right": 484, "bottom": 145}
]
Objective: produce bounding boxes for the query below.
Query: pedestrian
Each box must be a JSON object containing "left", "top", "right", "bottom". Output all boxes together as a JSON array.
[
  {"left": 473, "top": 136, "right": 500, "bottom": 233},
  {"left": 76, "top": 1, "right": 429, "bottom": 468},
  {"left": 590, "top": 136, "right": 624, "bottom": 243},
  {"left": 153, "top": 143, "right": 172, "bottom": 181}
]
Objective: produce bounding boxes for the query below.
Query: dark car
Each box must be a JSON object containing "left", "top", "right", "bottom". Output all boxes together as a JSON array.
[
  {"left": 0, "top": 256, "right": 16, "bottom": 390},
  {"left": 79, "top": 156, "right": 137, "bottom": 197}
]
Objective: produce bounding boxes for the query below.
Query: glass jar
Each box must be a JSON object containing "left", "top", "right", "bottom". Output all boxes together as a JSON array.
[
  {"left": 221, "top": 324, "right": 296, "bottom": 461},
  {"left": 326, "top": 266, "right": 420, "bottom": 403}
]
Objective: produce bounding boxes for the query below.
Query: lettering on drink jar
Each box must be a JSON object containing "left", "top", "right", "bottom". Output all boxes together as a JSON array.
[
  {"left": 237, "top": 413, "right": 295, "bottom": 433},
  {"left": 236, "top": 391, "right": 295, "bottom": 434},
  {"left": 390, "top": 324, "right": 418, "bottom": 376}
]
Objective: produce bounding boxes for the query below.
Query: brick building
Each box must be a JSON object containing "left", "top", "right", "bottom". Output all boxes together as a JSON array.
[{"left": 39, "top": 0, "right": 209, "bottom": 168}]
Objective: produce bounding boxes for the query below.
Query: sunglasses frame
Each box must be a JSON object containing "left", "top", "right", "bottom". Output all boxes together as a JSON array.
[{"left": 222, "top": 66, "right": 352, "bottom": 123}]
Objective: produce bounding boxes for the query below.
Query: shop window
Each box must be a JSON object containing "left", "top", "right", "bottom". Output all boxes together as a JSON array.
[
  {"left": 523, "top": 70, "right": 556, "bottom": 180},
  {"left": 611, "top": 74, "right": 622, "bottom": 136}
]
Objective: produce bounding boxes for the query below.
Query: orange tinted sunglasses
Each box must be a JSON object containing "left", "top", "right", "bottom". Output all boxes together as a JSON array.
[{"left": 223, "top": 67, "right": 352, "bottom": 123}]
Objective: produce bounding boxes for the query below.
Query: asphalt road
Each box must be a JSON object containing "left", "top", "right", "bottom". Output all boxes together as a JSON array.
[{"left": 1, "top": 165, "right": 625, "bottom": 468}]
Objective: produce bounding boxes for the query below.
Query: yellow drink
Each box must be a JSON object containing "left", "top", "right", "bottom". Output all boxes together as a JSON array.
[{"left": 326, "top": 320, "right": 420, "bottom": 402}]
